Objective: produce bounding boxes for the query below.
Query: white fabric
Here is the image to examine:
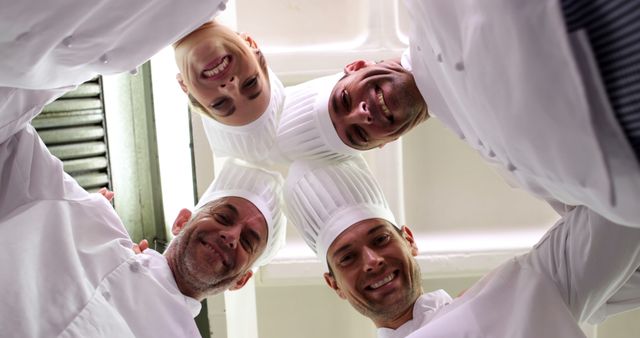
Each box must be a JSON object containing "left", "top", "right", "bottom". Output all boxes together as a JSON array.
[
  {"left": 202, "top": 68, "right": 286, "bottom": 165},
  {"left": 196, "top": 158, "right": 286, "bottom": 269},
  {"left": 377, "top": 291, "right": 452, "bottom": 338},
  {"left": 403, "top": 0, "right": 640, "bottom": 227},
  {"left": 0, "top": 126, "right": 201, "bottom": 338},
  {"left": 0, "top": 0, "right": 226, "bottom": 90},
  {"left": 276, "top": 73, "right": 360, "bottom": 163},
  {"left": 383, "top": 206, "right": 640, "bottom": 338},
  {"left": 285, "top": 157, "right": 396, "bottom": 269},
  {"left": 0, "top": 0, "right": 226, "bottom": 145}
]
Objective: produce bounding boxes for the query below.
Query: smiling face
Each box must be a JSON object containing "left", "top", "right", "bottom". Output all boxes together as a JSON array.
[
  {"left": 165, "top": 196, "right": 268, "bottom": 299},
  {"left": 324, "top": 219, "right": 423, "bottom": 328},
  {"left": 329, "top": 59, "right": 429, "bottom": 150},
  {"left": 174, "top": 21, "right": 271, "bottom": 126}
]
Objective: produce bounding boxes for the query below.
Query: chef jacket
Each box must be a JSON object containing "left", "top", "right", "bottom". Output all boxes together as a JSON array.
[
  {"left": 0, "top": 0, "right": 227, "bottom": 90},
  {"left": 0, "top": 0, "right": 227, "bottom": 145},
  {"left": 0, "top": 122, "right": 202, "bottom": 337},
  {"left": 383, "top": 206, "right": 640, "bottom": 338},
  {"left": 402, "top": 0, "right": 640, "bottom": 227}
]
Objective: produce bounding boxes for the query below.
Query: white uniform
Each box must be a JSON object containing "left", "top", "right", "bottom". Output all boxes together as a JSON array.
[
  {"left": 381, "top": 206, "right": 640, "bottom": 338},
  {"left": 402, "top": 0, "right": 640, "bottom": 227},
  {"left": 0, "top": 125, "right": 202, "bottom": 337},
  {"left": 0, "top": 0, "right": 226, "bottom": 144},
  {"left": 0, "top": 0, "right": 226, "bottom": 90}
]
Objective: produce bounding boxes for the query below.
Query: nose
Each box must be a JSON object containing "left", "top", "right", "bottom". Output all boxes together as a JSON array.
[
  {"left": 362, "top": 247, "right": 384, "bottom": 273},
  {"left": 219, "top": 227, "right": 240, "bottom": 250},
  {"left": 219, "top": 75, "right": 237, "bottom": 90},
  {"left": 347, "top": 102, "right": 373, "bottom": 125}
]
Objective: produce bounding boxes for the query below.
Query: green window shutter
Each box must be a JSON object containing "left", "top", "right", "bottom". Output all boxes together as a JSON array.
[{"left": 33, "top": 78, "right": 111, "bottom": 192}]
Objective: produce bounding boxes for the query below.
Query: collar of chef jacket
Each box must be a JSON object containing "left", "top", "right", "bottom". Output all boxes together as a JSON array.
[
  {"left": 135, "top": 249, "right": 202, "bottom": 317},
  {"left": 377, "top": 289, "right": 453, "bottom": 338}
]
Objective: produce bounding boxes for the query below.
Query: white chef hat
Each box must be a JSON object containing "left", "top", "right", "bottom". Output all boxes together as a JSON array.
[
  {"left": 195, "top": 158, "right": 286, "bottom": 269},
  {"left": 201, "top": 67, "right": 285, "bottom": 164},
  {"left": 284, "top": 157, "right": 397, "bottom": 270},
  {"left": 276, "top": 72, "right": 360, "bottom": 163}
]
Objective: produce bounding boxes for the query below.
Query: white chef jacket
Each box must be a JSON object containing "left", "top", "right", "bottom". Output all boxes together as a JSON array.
[
  {"left": 381, "top": 206, "right": 640, "bottom": 338},
  {"left": 0, "top": 124, "right": 202, "bottom": 337},
  {"left": 0, "top": 0, "right": 227, "bottom": 145},
  {"left": 402, "top": 0, "right": 640, "bottom": 227},
  {"left": 0, "top": 0, "right": 227, "bottom": 90},
  {"left": 378, "top": 291, "right": 453, "bottom": 338}
]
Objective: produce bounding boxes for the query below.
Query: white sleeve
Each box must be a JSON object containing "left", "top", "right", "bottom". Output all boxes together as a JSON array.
[
  {"left": 0, "top": 125, "right": 87, "bottom": 218},
  {"left": 525, "top": 206, "right": 640, "bottom": 323}
]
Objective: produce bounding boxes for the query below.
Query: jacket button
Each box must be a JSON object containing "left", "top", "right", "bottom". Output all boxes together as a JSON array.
[
  {"left": 15, "top": 31, "right": 30, "bottom": 42},
  {"left": 99, "top": 54, "right": 109, "bottom": 64},
  {"left": 102, "top": 291, "right": 111, "bottom": 301},
  {"left": 478, "top": 139, "right": 483, "bottom": 146},
  {"left": 218, "top": 2, "right": 227, "bottom": 10},
  {"left": 488, "top": 150, "right": 496, "bottom": 158},
  {"left": 129, "top": 67, "right": 139, "bottom": 75},
  {"left": 62, "top": 35, "right": 73, "bottom": 48},
  {"left": 455, "top": 61, "right": 465, "bottom": 71},
  {"left": 437, "top": 54, "right": 443, "bottom": 63},
  {"left": 129, "top": 261, "right": 141, "bottom": 272},
  {"left": 416, "top": 45, "right": 422, "bottom": 52},
  {"left": 507, "top": 162, "right": 517, "bottom": 172}
]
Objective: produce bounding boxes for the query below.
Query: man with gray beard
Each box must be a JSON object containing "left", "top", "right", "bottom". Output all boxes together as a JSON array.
[{"left": 0, "top": 116, "right": 286, "bottom": 338}]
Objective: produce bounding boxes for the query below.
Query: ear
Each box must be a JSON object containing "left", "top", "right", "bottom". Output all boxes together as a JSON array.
[
  {"left": 176, "top": 73, "right": 189, "bottom": 94},
  {"left": 401, "top": 225, "right": 419, "bottom": 256},
  {"left": 238, "top": 32, "right": 259, "bottom": 50},
  {"left": 343, "top": 59, "right": 376, "bottom": 74},
  {"left": 229, "top": 270, "right": 254, "bottom": 291},
  {"left": 172, "top": 208, "right": 192, "bottom": 236},
  {"left": 323, "top": 272, "right": 347, "bottom": 299}
]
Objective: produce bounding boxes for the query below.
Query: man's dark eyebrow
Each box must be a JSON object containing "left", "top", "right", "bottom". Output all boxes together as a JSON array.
[
  {"left": 367, "top": 224, "right": 387, "bottom": 235},
  {"left": 221, "top": 203, "right": 240, "bottom": 217},
  {"left": 332, "top": 243, "right": 352, "bottom": 260},
  {"left": 331, "top": 91, "right": 339, "bottom": 114}
]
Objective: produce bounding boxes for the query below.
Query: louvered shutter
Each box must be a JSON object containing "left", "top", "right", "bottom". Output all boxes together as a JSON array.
[{"left": 32, "top": 78, "right": 111, "bottom": 192}]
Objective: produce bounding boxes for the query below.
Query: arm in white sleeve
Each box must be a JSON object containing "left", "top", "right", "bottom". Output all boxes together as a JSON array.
[{"left": 526, "top": 206, "right": 640, "bottom": 323}]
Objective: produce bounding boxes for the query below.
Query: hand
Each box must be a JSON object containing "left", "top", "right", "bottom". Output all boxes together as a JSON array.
[
  {"left": 97, "top": 187, "right": 114, "bottom": 202},
  {"left": 132, "top": 239, "right": 149, "bottom": 254}
]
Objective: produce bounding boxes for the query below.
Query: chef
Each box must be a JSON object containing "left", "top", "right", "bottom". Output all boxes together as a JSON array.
[
  {"left": 402, "top": 0, "right": 640, "bottom": 227},
  {"left": 0, "top": 0, "right": 283, "bottom": 146},
  {"left": 284, "top": 157, "right": 640, "bottom": 338},
  {"left": 0, "top": 97, "right": 287, "bottom": 338}
]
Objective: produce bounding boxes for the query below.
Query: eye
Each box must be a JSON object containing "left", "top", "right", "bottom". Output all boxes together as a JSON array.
[
  {"left": 374, "top": 234, "right": 391, "bottom": 246},
  {"left": 214, "top": 213, "right": 231, "bottom": 225},
  {"left": 354, "top": 126, "right": 369, "bottom": 145},
  {"left": 211, "top": 97, "right": 229, "bottom": 110},
  {"left": 243, "top": 75, "right": 258, "bottom": 89},
  {"left": 341, "top": 89, "right": 351, "bottom": 111},
  {"left": 338, "top": 253, "right": 355, "bottom": 267},
  {"left": 240, "top": 235, "right": 254, "bottom": 253}
]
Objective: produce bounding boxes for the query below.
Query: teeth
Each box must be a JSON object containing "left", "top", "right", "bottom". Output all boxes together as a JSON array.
[
  {"left": 203, "top": 56, "right": 230, "bottom": 78},
  {"left": 370, "top": 272, "right": 395, "bottom": 289},
  {"left": 377, "top": 90, "right": 391, "bottom": 116}
]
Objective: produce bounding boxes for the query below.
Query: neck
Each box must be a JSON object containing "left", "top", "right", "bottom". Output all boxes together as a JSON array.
[
  {"left": 373, "top": 296, "right": 420, "bottom": 330},
  {"left": 164, "top": 251, "right": 204, "bottom": 301}
]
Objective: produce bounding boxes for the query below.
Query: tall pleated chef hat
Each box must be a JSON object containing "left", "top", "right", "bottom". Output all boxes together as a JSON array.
[
  {"left": 276, "top": 72, "right": 360, "bottom": 163},
  {"left": 200, "top": 67, "right": 285, "bottom": 164},
  {"left": 195, "top": 158, "right": 286, "bottom": 269},
  {"left": 284, "top": 156, "right": 397, "bottom": 270}
]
